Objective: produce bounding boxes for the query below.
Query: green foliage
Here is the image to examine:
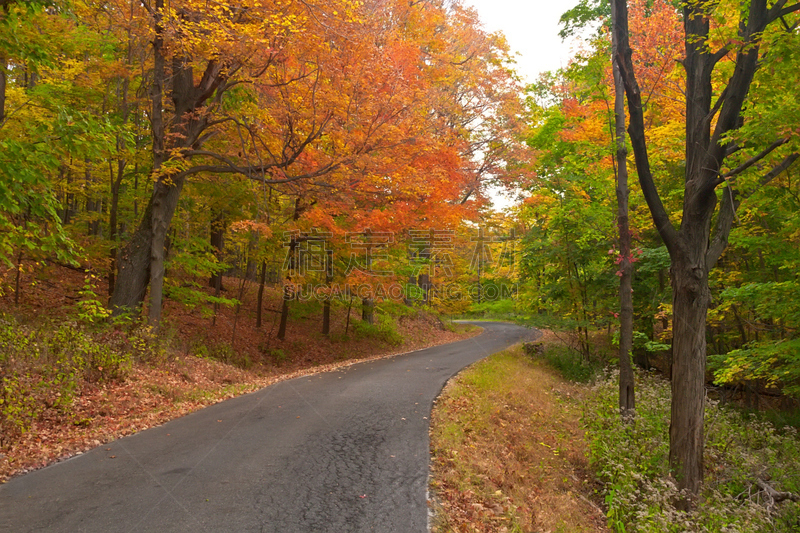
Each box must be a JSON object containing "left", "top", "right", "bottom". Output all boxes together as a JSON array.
[
  {"left": 204, "top": 341, "right": 253, "bottom": 370},
  {"left": 76, "top": 274, "right": 112, "bottom": 324},
  {"left": 538, "top": 344, "right": 600, "bottom": 383},
  {"left": 352, "top": 314, "right": 403, "bottom": 346},
  {"left": 585, "top": 371, "right": 800, "bottom": 532},
  {"left": 0, "top": 315, "right": 152, "bottom": 442},
  {"left": 465, "top": 297, "right": 517, "bottom": 317},
  {"left": 558, "top": 0, "right": 610, "bottom": 39},
  {"left": 710, "top": 280, "right": 800, "bottom": 398},
  {"left": 266, "top": 347, "right": 288, "bottom": 365}
]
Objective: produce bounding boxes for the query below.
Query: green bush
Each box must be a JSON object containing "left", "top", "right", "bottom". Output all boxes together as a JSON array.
[
  {"left": 584, "top": 370, "right": 800, "bottom": 532},
  {"left": 540, "top": 345, "right": 600, "bottom": 383},
  {"left": 353, "top": 314, "right": 404, "bottom": 346},
  {"left": 0, "top": 315, "right": 144, "bottom": 442},
  {"left": 207, "top": 341, "right": 253, "bottom": 369}
]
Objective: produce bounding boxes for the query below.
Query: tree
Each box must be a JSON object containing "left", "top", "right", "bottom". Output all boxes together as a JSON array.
[
  {"left": 611, "top": 0, "right": 634, "bottom": 416},
  {"left": 613, "top": 0, "right": 800, "bottom": 496}
]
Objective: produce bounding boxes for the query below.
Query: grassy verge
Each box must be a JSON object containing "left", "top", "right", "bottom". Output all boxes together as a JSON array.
[{"left": 429, "top": 344, "right": 608, "bottom": 532}]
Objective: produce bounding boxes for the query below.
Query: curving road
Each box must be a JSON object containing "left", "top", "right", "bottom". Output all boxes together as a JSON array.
[{"left": 0, "top": 321, "right": 538, "bottom": 533}]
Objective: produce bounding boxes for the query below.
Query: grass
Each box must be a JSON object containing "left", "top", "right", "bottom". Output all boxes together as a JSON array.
[{"left": 429, "top": 344, "right": 608, "bottom": 532}]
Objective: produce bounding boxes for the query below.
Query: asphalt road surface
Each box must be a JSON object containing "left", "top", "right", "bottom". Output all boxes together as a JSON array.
[{"left": 0, "top": 321, "right": 538, "bottom": 533}]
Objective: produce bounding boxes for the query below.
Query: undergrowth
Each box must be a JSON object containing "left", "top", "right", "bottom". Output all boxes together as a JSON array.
[
  {"left": 352, "top": 313, "right": 403, "bottom": 346},
  {"left": 540, "top": 344, "right": 601, "bottom": 383},
  {"left": 585, "top": 370, "right": 800, "bottom": 532},
  {"left": 0, "top": 314, "right": 166, "bottom": 446}
]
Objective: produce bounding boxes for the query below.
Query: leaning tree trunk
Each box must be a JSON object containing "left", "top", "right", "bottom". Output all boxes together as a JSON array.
[{"left": 109, "top": 200, "right": 153, "bottom": 313}]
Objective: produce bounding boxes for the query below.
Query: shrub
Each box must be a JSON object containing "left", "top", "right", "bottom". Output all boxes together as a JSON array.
[
  {"left": 353, "top": 314, "right": 403, "bottom": 346},
  {"left": 0, "top": 315, "right": 143, "bottom": 442},
  {"left": 584, "top": 370, "right": 800, "bottom": 532},
  {"left": 539, "top": 344, "right": 601, "bottom": 383}
]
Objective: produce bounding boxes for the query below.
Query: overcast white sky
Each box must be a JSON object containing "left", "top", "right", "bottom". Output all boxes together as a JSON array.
[{"left": 465, "top": 0, "right": 578, "bottom": 83}]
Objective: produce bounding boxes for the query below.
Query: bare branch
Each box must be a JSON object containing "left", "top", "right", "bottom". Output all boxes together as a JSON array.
[
  {"left": 768, "top": 1, "right": 800, "bottom": 22},
  {"left": 719, "top": 138, "right": 789, "bottom": 181},
  {"left": 756, "top": 152, "right": 799, "bottom": 189}
]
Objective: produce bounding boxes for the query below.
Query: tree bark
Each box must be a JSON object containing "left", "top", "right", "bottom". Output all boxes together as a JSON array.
[
  {"left": 108, "top": 158, "right": 125, "bottom": 296},
  {"left": 209, "top": 210, "right": 226, "bottom": 290},
  {"left": 322, "top": 250, "right": 332, "bottom": 335},
  {"left": 257, "top": 260, "right": 266, "bottom": 328},
  {"left": 669, "top": 252, "right": 710, "bottom": 497},
  {"left": 109, "top": 198, "right": 152, "bottom": 314},
  {"left": 0, "top": 50, "right": 6, "bottom": 124},
  {"left": 612, "top": 0, "right": 635, "bottom": 416},
  {"left": 148, "top": 177, "right": 185, "bottom": 323},
  {"left": 361, "top": 298, "right": 374, "bottom": 324},
  {"left": 277, "top": 238, "right": 297, "bottom": 341}
]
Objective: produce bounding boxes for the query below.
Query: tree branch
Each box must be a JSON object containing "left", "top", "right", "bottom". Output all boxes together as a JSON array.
[
  {"left": 718, "top": 138, "right": 789, "bottom": 181},
  {"left": 612, "top": 0, "right": 679, "bottom": 253},
  {"left": 755, "top": 152, "right": 799, "bottom": 189},
  {"left": 707, "top": 152, "right": 798, "bottom": 268},
  {"left": 768, "top": 1, "right": 800, "bottom": 22}
]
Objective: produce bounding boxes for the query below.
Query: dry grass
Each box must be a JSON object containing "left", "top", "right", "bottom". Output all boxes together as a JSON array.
[{"left": 429, "top": 344, "right": 608, "bottom": 533}]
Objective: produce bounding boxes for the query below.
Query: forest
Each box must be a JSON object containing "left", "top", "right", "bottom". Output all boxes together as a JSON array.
[{"left": 1, "top": 0, "right": 800, "bottom": 529}]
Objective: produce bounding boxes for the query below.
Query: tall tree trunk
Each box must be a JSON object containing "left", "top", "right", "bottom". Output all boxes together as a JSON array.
[
  {"left": 277, "top": 238, "right": 297, "bottom": 341},
  {"left": 669, "top": 251, "right": 710, "bottom": 497},
  {"left": 256, "top": 260, "right": 267, "bottom": 328},
  {"left": 345, "top": 293, "right": 353, "bottom": 336},
  {"left": 108, "top": 159, "right": 124, "bottom": 296},
  {"left": 148, "top": 177, "right": 184, "bottom": 323},
  {"left": 322, "top": 250, "right": 332, "bottom": 335},
  {"left": 0, "top": 50, "right": 6, "bottom": 125},
  {"left": 209, "top": 210, "right": 226, "bottom": 290},
  {"left": 110, "top": 0, "right": 169, "bottom": 318},
  {"left": 611, "top": 0, "right": 635, "bottom": 416}
]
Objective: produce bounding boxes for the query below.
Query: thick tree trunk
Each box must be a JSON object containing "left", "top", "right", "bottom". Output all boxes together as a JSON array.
[
  {"left": 109, "top": 199, "right": 152, "bottom": 313},
  {"left": 669, "top": 252, "right": 710, "bottom": 497},
  {"left": 361, "top": 298, "right": 374, "bottom": 324},
  {"left": 148, "top": 178, "right": 185, "bottom": 323}
]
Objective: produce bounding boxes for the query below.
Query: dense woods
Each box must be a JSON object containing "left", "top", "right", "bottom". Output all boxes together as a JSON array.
[{"left": 2, "top": 0, "right": 800, "bottom": 524}]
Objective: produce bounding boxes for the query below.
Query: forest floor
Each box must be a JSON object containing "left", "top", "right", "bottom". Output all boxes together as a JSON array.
[
  {"left": 0, "top": 263, "right": 479, "bottom": 482},
  {"left": 429, "top": 332, "right": 608, "bottom": 533}
]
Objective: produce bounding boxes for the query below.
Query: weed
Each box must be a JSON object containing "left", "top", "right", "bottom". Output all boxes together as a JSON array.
[
  {"left": 352, "top": 314, "right": 403, "bottom": 346},
  {"left": 585, "top": 370, "right": 800, "bottom": 532},
  {"left": 539, "top": 345, "right": 601, "bottom": 383}
]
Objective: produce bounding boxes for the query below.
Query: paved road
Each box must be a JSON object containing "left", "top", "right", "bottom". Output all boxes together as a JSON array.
[{"left": 0, "top": 321, "right": 538, "bottom": 533}]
